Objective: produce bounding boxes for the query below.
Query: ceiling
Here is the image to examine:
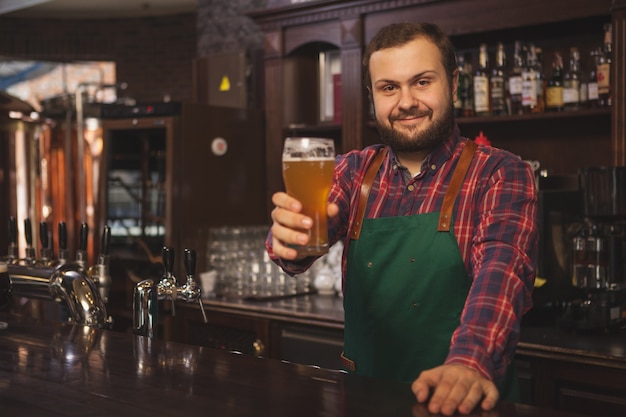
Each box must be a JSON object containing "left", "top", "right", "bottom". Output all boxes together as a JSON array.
[{"left": 0, "top": 0, "right": 197, "bottom": 19}]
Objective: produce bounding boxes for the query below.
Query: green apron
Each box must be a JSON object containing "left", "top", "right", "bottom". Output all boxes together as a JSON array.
[{"left": 341, "top": 141, "right": 518, "bottom": 401}]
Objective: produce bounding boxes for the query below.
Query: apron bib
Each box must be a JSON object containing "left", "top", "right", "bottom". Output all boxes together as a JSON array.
[{"left": 341, "top": 141, "right": 519, "bottom": 401}]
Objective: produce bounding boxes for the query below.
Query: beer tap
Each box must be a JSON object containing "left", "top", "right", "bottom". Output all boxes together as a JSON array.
[
  {"left": 57, "top": 222, "right": 69, "bottom": 266},
  {"left": 75, "top": 222, "right": 89, "bottom": 269},
  {"left": 181, "top": 248, "right": 208, "bottom": 323},
  {"left": 6, "top": 217, "right": 18, "bottom": 264},
  {"left": 161, "top": 246, "right": 178, "bottom": 317},
  {"left": 133, "top": 246, "right": 208, "bottom": 338},
  {"left": 38, "top": 221, "right": 53, "bottom": 266},
  {"left": 87, "top": 225, "right": 112, "bottom": 303},
  {"left": 22, "top": 218, "right": 36, "bottom": 266}
]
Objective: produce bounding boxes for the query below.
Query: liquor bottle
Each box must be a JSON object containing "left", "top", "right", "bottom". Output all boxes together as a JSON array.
[
  {"left": 597, "top": 23, "right": 612, "bottom": 107},
  {"left": 545, "top": 52, "right": 564, "bottom": 112},
  {"left": 508, "top": 41, "right": 524, "bottom": 115},
  {"left": 455, "top": 54, "right": 472, "bottom": 118},
  {"left": 454, "top": 54, "right": 464, "bottom": 117},
  {"left": 563, "top": 47, "right": 581, "bottom": 111},
  {"left": 578, "top": 60, "right": 589, "bottom": 109},
  {"left": 522, "top": 44, "right": 539, "bottom": 113},
  {"left": 490, "top": 42, "right": 507, "bottom": 116},
  {"left": 461, "top": 55, "right": 474, "bottom": 117},
  {"left": 534, "top": 46, "right": 546, "bottom": 113},
  {"left": 587, "top": 48, "right": 600, "bottom": 108},
  {"left": 473, "top": 43, "right": 490, "bottom": 116}
]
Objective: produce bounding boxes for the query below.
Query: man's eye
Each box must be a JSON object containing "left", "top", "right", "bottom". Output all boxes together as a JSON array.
[
  {"left": 416, "top": 79, "right": 430, "bottom": 87},
  {"left": 382, "top": 85, "right": 397, "bottom": 92}
]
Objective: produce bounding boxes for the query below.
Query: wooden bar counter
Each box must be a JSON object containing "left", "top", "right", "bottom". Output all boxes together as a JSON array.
[{"left": 0, "top": 313, "right": 587, "bottom": 417}]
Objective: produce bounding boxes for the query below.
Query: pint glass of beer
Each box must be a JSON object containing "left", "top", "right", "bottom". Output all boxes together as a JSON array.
[
  {"left": 282, "top": 137, "right": 335, "bottom": 256},
  {"left": 0, "top": 261, "right": 11, "bottom": 309}
]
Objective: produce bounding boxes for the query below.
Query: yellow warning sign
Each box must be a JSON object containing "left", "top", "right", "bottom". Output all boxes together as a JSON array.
[{"left": 219, "top": 76, "right": 231, "bottom": 92}]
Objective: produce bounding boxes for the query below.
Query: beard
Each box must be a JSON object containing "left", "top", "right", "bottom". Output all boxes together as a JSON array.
[{"left": 375, "top": 101, "right": 455, "bottom": 154}]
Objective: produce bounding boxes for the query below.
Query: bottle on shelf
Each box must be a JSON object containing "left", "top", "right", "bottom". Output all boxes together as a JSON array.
[
  {"left": 545, "top": 52, "right": 564, "bottom": 112},
  {"left": 473, "top": 43, "right": 490, "bottom": 116},
  {"left": 522, "top": 43, "right": 541, "bottom": 114},
  {"left": 461, "top": 53, "right": 474, "bottom": 117},
  {"left": 534, "top": 46, "right": 546, "bottom": 113},
  {"left": 455, "top": 54, "right": 473, "bottom": 118},
  {"left": 578, "top": 55, "right": 589, "bottom": 109},
  {"left": 508, "top": 40, "right": 525, "bottom": 115},
  {"left": 597, "top": 23, "right": 612, "bottom": 107},
  {"left": 587, "top": 47, "right": 600, "bottom": 108},
  {"left": 490, "top": 42, "right": 507, "bottom": 116},
  {"left": 563, "top": 47, "right": 581, "bottom": 111}
]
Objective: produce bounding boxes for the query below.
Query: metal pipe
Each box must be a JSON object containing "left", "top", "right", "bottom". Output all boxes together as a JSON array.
[{"left": 7, "top": 263, "right": 111, "bottom": 328}]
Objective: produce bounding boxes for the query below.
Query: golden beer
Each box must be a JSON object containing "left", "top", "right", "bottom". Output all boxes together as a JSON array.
[
  {"left": 282, "top": 138, "right": 335, "bottom": 256},
  {"left": 0, "top": 262, "right": 10, "bottom": 309}
]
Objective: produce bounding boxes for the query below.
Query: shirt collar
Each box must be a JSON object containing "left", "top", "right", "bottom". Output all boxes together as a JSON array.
[{"left": 388, "top": 124, "right": 461, "bottom": 177}]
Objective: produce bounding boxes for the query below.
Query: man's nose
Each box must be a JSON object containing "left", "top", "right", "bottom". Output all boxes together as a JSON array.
[{"left": 398, "top": 86, "right": 419, "bottom": 110}]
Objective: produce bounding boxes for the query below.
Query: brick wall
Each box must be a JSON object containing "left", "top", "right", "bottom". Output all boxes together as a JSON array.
[
  {"left": 0, "top": 14, "right": 197, "bottom": 102},
  {"left": 0, "top": 0, "right": 269, "bottom": 104}
]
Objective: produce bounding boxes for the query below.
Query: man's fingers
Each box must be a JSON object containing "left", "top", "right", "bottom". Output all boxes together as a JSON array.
[
  {"left": 411, "top": 370, "right": 438, "bottom": 404},
  {"left": 480, "top": 381, "right": 500, "bottom": 411}
]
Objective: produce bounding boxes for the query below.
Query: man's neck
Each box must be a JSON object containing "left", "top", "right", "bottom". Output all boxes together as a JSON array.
[{"left": 396, "top": 151, "right": 427, "bottom": 177}]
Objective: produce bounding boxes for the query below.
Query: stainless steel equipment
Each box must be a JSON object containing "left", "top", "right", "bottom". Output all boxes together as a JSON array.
[
  {"left": 133, "top": 247, "right": 207, "bottom": 338},
  {"left": 560, "top": 167, "right": 626, "bottom": 330},
  {"left": 2, "top": 216, "right": 113, "bottom": 328},
  {"left": 7, "top": 262, "right": 110, "bottom": 327}
]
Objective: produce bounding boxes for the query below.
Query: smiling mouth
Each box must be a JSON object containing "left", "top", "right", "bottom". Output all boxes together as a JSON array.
[{"left": 392, "top": 111, "right": 432, "bottom": 123}]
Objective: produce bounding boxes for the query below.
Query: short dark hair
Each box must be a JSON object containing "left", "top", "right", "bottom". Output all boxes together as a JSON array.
[{"left": 362, "top": 22, "right": 457, "bottom": 90}]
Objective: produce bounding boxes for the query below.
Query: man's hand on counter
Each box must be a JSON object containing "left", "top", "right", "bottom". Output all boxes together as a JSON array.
[{"left": 411, "top": 364, "right": 499, "bottom": 416}]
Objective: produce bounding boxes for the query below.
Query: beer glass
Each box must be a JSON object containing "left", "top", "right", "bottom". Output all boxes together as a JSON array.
[
  {"left": 0, "top": 261, "right": 10, "bottom": 310},
  {"left": 282, "top": 137, "right": 335, "bottom": 256}
]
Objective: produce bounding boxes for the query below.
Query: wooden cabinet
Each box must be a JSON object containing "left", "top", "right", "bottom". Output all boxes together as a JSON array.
[
  {"left": 516, "top": 349, "right": 626, "bottom": 416},
  {"left": 250, "top": 0, "right": 626, "bottom": 210}
]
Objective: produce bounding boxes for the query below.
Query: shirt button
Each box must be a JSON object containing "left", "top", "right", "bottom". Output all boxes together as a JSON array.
[
  {"left": 407, "top": 185, "right": 415, "bottom": 191},
  {"left": 367, "top": 261, "right": 373, "bottom": 268},
  {"left": 431, "top": 164, "right": 437, "bottom": 171},
  {"left": 410, "top": 257, "right": 415, "bottom": 263}
]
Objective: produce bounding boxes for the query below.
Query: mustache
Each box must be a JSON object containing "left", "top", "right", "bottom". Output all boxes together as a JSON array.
[{"left": 390, "top": 109, "right": 432, "bottom": 121}]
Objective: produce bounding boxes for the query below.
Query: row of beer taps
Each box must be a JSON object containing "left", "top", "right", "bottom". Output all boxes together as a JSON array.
[
  {"left": 3, "top": 216, "right": 208, "bottom": 337},
  {"left": 5, "top": 216, "right": 112, "bottom": 302},
  {"left": 3, "top": 216, "right": 112, "bottom": 327}
]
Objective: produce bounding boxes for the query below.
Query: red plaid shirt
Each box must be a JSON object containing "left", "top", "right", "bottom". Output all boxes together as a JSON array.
[{"left": 267, "top": 126, "right": 538, "bottom": 382}]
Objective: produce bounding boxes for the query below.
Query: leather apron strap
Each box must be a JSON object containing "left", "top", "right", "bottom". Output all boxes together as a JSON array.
[
  {"left": 349, "top": 146, "right": 388, "bottom": 240},
  {"left": 349, "top": 140, "right": 478, "bottom": 239},
  {"left": 438, "top": 139, "right": 477, "bottom": 231}
]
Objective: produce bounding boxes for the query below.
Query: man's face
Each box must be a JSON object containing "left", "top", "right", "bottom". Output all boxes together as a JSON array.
[{"left": 369, "top": 37, "right": 457, "bottom": 153}]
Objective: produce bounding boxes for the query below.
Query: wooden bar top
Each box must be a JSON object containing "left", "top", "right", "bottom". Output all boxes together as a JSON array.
[
  {"left": 194, "top": 295, "right": 626, "bottom": 367},
  {"left": 0, "top": 314, "right": 587, "bottom": 417}
]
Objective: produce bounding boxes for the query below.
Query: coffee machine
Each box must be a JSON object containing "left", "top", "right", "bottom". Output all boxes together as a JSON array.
[{"left": 560, "top": 167, "right": 626, "bottom": 330}]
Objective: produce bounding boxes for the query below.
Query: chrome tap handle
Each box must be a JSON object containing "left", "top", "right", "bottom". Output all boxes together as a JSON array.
[
  {"left": 57, "top": 221, "right": 69, "bottom": 265},
  {"left": 184, "top": 248, "right": 207, "bottom": 323},
  {"left": 23, "top": 218, "right": 36, "bottom": 264},
  {"left": 75, "top": 222, "right": 89, "bottom": 268},
  {"left": 101, "top": 225, "right": 111, "bottom": 256},
  {"left": 161, "top": 246, "right": 177, "bottom": 316},
  {"left": 89, "top": 225, "right": 112, "bottom": 303},
  {"left": 7, "top": 216, "right": 18, "bottom": 262},
  {"left": 184, "top": 248, "right": 196, "bottom": 278},
  {"left": 39, "top": 221, "right": 52, "bottom": 263}
]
